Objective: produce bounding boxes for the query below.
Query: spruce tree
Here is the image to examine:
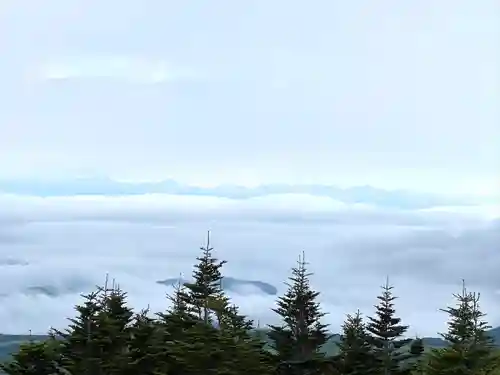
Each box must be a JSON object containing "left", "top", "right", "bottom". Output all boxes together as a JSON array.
[
  {"left": 157, "top": 233, "right": 238, "bottom": 375},
  {"left": 155, "top": 278, "right": 203, "bottom": 375},
  {"left": 50, "top": 289, "right": 104, "bottom": 375},
  {"left": 51, "top": 279, "right": 134, "bottom": 375},
  {"left": 0, "top": 340, "right": 61, "bottom": 375},
  {"left": 268, "top": 252, "right": 329, "bottom": 373},
  {"left": 157, "top": 276, "right": 197, "bottom": 336},
  {"left": 408, "top": 338, "right": 425, "bottom": 375},
  {"left": 337, "top": 310, "right": 376, "bottom": 375},
  {"left": 208, "top": 294, "right": 275, "bottom": 375},
  {"left": 427, "top": 282, "right": 497, "bottom": 375},
  {"left": 182, "top": 231, "right": 226, "bottom": 324},
  {"left": 365, "top": 277, "right": 414, "bottom": 375},
  {"left": 125, "top": 308, "right": 166, "bottom": 375},
  {"left": 94, "top": 283, "right": 135, "bottom": 375}
]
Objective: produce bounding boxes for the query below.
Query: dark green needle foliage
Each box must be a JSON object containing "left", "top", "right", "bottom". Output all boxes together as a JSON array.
[
  {"left": 365, "top": 278, "right": 417, "bottom": 375},
  {"left": 268, "top": 252, "right": 329, "bottom": 374},
  {"left": 337, "top": 310, "right": 376, "bottom": 375},
  {"left": 427, "top": 281, "right": 497, "bottom": 375}
]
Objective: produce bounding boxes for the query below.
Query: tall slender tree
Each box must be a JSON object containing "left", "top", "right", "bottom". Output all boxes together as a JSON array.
[
  {"left": 365, "top": 277, "right": 414, "bottom": 375},
  {"left": 337, "top": 310, "right": 376, "bottom": 375},
  {"left": 427, "top": 281, "right": 497, "bottom": 375},
  {"left": 182, "top": 231, "right": 227, "bottom": 324},
  {"left": 268, "top": 252, "right": 329, "bottom": 373},
  {"left": 50, "top": 288, "right": 104, "bottom": 375}
]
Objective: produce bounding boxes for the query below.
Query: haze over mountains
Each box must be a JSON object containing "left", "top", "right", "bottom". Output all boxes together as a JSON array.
[
  {"left": 0, "top": 177, "right": 497, "bottom": 209},
  {"left": 0, "top": 2, "right": 498, "bottom": 368}
]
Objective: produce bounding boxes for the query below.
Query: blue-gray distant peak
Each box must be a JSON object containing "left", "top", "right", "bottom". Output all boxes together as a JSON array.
[
  {"left": 0, "top": 177, "right": 482, "bottom": 209},
  {"left": 156, "top": 276, "right": 278, "bottom": 296}
]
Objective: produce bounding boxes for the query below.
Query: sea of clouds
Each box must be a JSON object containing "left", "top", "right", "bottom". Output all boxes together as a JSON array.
[{"left": 0, "top": 192, "right": 499, "bottom": 337}]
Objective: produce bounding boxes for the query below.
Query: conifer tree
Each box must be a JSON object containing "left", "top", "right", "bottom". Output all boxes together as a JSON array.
[
  {"left": 125, "top": 308, "right": 166, "bottom": 375},
  {"left": 408, "top": 337, "right": 425, "bottom": 375},
  {"left": 337, "top": 310, "right": 376, "bottom": 375},
  {"left": 50, "top": 289, "right": 103, "bottom": 375},
  {"left": 51, "top": 279, "right": 135, "bottom": 375},
  {"left": 0, "top": 340, "right": 61, "bottom": 375},
  {"left": 157, "top": 276, "right": 197, "bottom": 336},
  {"left": 183, "top": 231, "right": 226, "bottom": 324},
  {"left": 155, "top": 278, "right": 203, "bottom": 375},
  {"left": 157, "top": 234, "right": 247, "bottom": 375},
  {"left": 95, "top": 283, "right": 135, "bottom": 375},
  {"left": 207, "top": 294, "right": 275, "bottom": 375},
  {"left": 365, "top": 277, "right": 414, "bottom": 375},
  {"left": 268, "top": 252, "right": 329, "bottom": 372},
  {"left": 427, "top": 281, "right": 497, "bottom": 375}
]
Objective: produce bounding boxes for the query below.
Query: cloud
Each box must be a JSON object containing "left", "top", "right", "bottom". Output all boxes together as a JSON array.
[
  {"left": 1, "top": 1, "right": 498, "bottom": 193},
  {"left": 0, "top": 192, "right": 496, "bottom": 226},
  {"left": 0, "top": 177, "right": 497, "bottom": 210},
  {"left": 33, "top": 56, "right": 197, "bottom": 84},
  {"left": 0, "top": 192, "right": 498, "bottom": 336}
]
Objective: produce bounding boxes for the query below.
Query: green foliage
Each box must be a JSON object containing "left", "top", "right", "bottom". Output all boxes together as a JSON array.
[
  {"left": 48, "top": 279, "right": 135, "bottom": 375},
  {"left": 268, "top": 252, "right": 329, "bottom": 374},
  {"left": 2, "top": 233, "right": 500, "bottom": 375},
  {"left": 365, "top": 277, "right": 421, "bottom": 375},
  {"left": 337, "top": 310, "right": 376, "bottom": 375},
  {"left": 0, "top": 340, "right": 61, "bottom": 375},
  {"left": 182, "top": 231, "right": 227, "bottom": 324},
  {"left": 426, "top": 282, "right": 497, "bottom": 375}
]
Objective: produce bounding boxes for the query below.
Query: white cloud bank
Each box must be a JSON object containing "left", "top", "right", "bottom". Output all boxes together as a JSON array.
[{"left": 0, "top": 193, "right": 499, "bottom": 337}]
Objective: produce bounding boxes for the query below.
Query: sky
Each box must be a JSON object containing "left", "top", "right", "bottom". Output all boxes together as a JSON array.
[
  {"left": 0, "top": 0, "right": 499, "bottom": 194},
  {"left": 0, "top": 1, "right": 499, "bottom": 339}
]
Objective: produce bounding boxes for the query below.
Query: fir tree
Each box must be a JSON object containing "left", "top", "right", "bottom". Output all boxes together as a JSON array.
[
  {"left": 157, "top": 237, "right": 245, "bottom": 375},
  {"left": 51, "top": 278, "right": 134, "bottom": 375},
  {"left": 155, "top": 278, "right": 203, "bottom": 375},
  {"left": 365, "top": 277, "right": 414, "bottom": 375},
  {"left": 94, "top": 283, "right": 135, "bottom": 375},
  {"left": 125, "top": 308, "right": 166, "bottom": 375},
  {"left": 337, "top": 310, "right": 376, "bottom": 375},
  {"left": 408, "top": 337, "right": 425, "bottom": 375},
  {"left": 427, "top": 281, "right": 497, "bottom": 375},
  {"left": 210, "top": 296, "right": 275, "bottom": 375},
  {"left": 50, "top": 289, "right": 103, "bottom": 375},
  {"left": 268, "top": 252, "right": 329, "bottom": 373},
  {"left": 0, "top": 340, "right": 61, "bottom": 375},
  {"left": 183, "top": 231, "right": 227, "bottom": 324}
]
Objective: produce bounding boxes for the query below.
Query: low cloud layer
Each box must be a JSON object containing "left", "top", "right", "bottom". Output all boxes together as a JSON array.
[{"left": 0, "top": 193, "right": 498, "bottom": 337}]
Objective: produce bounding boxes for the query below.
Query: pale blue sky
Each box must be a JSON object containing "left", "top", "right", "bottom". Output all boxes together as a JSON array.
[{"left": 1, "top": 0, "right": 499, "bottom": 195}]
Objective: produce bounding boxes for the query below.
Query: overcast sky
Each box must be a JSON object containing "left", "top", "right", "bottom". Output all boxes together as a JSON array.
[{"left": 1, "top": 0, "right": 499, "bottom": 194}]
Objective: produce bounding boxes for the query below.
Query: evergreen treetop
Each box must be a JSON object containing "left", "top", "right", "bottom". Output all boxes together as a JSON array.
[
  {"left": 268, "top": 252, "right": 329, "bottom": 366},
  {"left": 365, "top": 277, "right": 415, "bottom": 375},
  {"left": 182, "top": 231, "right": 227, "bottom": 324},
  {"left": 338, "top": 310, "right": 376, "bottom": 375}
]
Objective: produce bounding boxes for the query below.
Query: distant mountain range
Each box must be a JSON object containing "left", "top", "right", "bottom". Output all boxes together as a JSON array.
[{"left": 0, "top": 177, "right": 488, "bottom": 209}]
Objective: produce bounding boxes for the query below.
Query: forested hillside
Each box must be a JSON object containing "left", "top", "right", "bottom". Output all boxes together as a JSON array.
[{"left": 2, "top": 234, "right": 499, "bottom": 375}]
